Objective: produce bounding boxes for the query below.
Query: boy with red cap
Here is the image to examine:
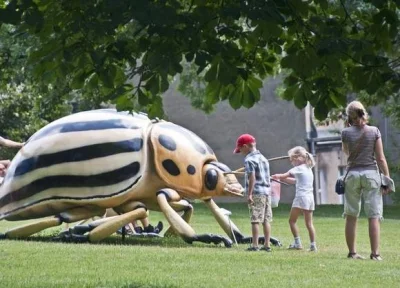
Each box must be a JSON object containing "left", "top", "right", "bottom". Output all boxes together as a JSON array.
[{"left": 234, "top": 134, "right": 272, "bottom": 252}]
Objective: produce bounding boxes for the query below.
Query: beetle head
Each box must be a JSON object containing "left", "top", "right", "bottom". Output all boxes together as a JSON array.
[{"left": 200, "top": 161, "right": 244, "bottom": 199}]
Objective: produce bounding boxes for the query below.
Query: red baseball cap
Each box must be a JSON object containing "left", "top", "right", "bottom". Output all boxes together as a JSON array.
[{"left": 233, "top": 134, "right": 256, "bottom": 153}]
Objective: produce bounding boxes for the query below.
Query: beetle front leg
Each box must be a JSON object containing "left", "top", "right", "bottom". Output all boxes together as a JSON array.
[
  {"left": 163, "top": 199, "right": 193, "bottom": 237},
  {"left": 203, "top": 199, "right": 282, "bottom": 247},
  {"left": 203, "top": 199, "right": 245, "bottom": 243},
  {"left": 157, "top": 189, "right": 232, "bottom": 247}
]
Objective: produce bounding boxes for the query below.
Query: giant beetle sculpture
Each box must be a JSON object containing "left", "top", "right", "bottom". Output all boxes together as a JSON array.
[{"left": 0, "top": 110, "right": 280, "bottom": 247}]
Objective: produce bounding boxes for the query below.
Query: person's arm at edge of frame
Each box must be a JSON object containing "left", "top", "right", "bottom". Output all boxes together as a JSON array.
[{"left": 0, "top": 136, "right": 24, "bottom": 149}]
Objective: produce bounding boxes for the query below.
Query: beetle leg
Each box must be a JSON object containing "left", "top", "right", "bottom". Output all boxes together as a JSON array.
[
  {"left": 163, "top": 199, "right": 193, "bottom": 237},
  {"left": 2, "top": 207, "right": 105, "bottom": 240},
  {"left": 203, "top": 199, "right": 282, "bottom": 247},
  {"left": 60, "top": 215, "right": 118, "bottom": 237},
  {"left": 157, "top": 189, "right": 232, "bottom": 247},
  {"left": 87, "top": 204, "right": 148, "bottom": 242},
  {"left": 203, "top": 199, "right": 245, "bottom": 243},
  {"left": 2, "top": 217, "right": 62, "bottom": 239}
]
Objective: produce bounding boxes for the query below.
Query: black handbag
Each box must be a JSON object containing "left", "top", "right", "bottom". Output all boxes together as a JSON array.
[
  {"left": 335, "top": 177, "right": 346, "bottom": 195},
  {"left": 335, "top": 128, "right": 367, "bottom": 195}
]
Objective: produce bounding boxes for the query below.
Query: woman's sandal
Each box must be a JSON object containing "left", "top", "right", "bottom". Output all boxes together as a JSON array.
[
  {"left": 347, "top": 252, "right": 365, "bottom": 259},
  {"left": 370, "top": 254, "right": 383, "bottom": 261}
]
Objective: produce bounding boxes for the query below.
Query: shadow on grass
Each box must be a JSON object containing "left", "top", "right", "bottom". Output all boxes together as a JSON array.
[
  {"left": 2, "top": 233, "right": 234, "bottom": 250},
  {"left": 118, "top": 284, "right": 178, "bottom": 288}
]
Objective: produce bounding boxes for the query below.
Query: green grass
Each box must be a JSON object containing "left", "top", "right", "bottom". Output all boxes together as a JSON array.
[{"left": 1, "top": 203, "right": 399, "bottom": 288}]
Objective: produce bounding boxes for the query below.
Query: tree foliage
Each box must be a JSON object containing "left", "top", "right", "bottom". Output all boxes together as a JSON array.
[{"left": 1, "top": 0, "right": 400, "bottom": 120}]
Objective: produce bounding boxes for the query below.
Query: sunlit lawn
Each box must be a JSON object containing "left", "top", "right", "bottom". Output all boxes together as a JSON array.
[{"left": 0, "top": 203, "right": 399, "bottom": 288}]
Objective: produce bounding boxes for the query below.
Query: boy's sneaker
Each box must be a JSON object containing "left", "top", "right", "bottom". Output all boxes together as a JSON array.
[
  {"left": 308, "top": 245, "right": 318, "bottom": 252},
  {"left": 288, "top": 243, "right": 303, "bottom": 250},
  {"left": 246, "top": 246, "right": 260, "bottom": 251},
  {"left": 260, "top": 246, "right": 272, "bottom": 252}
]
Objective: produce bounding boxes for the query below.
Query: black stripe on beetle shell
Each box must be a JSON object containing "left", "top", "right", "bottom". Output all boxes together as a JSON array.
[
  {"left": 0, "top": 162, "right": 141, "bottom": 208},
  {"left": 158, "top": 134, "right": 177, "bottom": 151},
  {"left": 162, "top": 159, "right": 180, "bottom": 176},
  {"left": 29, "top": 119, "right": 140, "bottom": 142},
  {"left": 14, "top": 138, "right": 143, "bottom": 177},
  {"left": 158, "top": 123, "right": 212, "bottom": 155},
  {"left": 0, "top": 176, "right": 142, "bottom": 220}
]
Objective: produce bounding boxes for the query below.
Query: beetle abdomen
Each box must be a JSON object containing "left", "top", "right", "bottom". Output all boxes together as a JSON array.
[{"left": 0, "top": 110, "right": 150, "bottom": 220}]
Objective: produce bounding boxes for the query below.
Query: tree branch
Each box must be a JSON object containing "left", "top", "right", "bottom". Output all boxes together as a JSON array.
[{"left": 339, "top": 0, "right": 358, "bottom": 28}]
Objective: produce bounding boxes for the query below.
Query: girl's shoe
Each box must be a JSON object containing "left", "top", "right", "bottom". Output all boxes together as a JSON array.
[
  {"left": 308, "top": 245, "right": 317, "bottom": 252},
  {"left": 288, "top": 243, "right": 303, "bottom": 250},
  {"left": 370, "top": 254, "right": 383, "bottom": 261},
  {"left": 347, "top": 252, "right": 365, "bottom": 259}
]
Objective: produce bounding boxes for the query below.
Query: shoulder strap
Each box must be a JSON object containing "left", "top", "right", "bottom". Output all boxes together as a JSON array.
[{"left": 343, "top": 127, "right": 367, "bottom": 180}]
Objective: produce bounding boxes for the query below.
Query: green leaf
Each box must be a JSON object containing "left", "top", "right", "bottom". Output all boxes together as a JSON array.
[
  {"left": 242, "top": 86, "right": 254, "bottom": 108},
  {"left": 205, "top": 80, "right": 221, "bottom": 104},
  {"left": 147, "top": 95, "right": 164, "bottom": 118},
  {"left": 229, "top": 86, "right": 242, "bottom": 110},
  {"left": 85, "top": 73, "right": 99, "bottom": 90},
  {"left": 138, "top": 89, "right": 150, "bottom": 106},
  {"left": 290, "top": 0, "right": 310, "bottom": 17},
  {"left": 70, "top": 72, "right": 87, "bottom": 89},
  {"left": 293, "top": 88, "right": 307, "bottom": 109},
  {"left": 317, "top": 0, "right": 329, "bottom": 10},
  {"left": 348, "top": 66, "right": 366, "bottom": 92},
  {"left": 99, "top": 69, "right": 114, "bottom": 89},
  {"left": 282, "top": 85, "right": 298, "bottom": 101},
  {"left": 314, "top": 100, "right": 329, "bottom": 120},
  {"left": 113, "top": 65, "right": 126, "bottom": 87},
  {"left": 329, "top": 90, "right": 346, "bottom": 107},
  {"left": 115, "top": 94, "right": 134, "bottom": 111},
  {"left": 204, "top": 59, "right": 219, "bottom": 82},
  {"left": 246, "top": 76, "right": 262, "bottom": 102},
  {"left": 145, "top": 75, "right": 160, "bottom": 95},
  {"left": 217, "top": 60, "right": 237, "bottom": 85}
]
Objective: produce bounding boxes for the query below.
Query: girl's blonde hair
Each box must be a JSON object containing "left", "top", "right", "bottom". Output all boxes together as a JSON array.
[
  {"left": 288, "top": 146, "right": 315, "bottom": 168},
  {"left": 346, "top": 100, "right": 368, "bottom": 124}
]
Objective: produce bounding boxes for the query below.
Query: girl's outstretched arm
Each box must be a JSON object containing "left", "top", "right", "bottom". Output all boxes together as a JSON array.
[{"left": 271, "top": 172, "right": 296, "bottom": 185}]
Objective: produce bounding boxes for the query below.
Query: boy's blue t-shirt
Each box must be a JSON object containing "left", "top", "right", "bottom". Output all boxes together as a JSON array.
[{"left": 244, "top": 150, "right": 271, "bottom": 195}]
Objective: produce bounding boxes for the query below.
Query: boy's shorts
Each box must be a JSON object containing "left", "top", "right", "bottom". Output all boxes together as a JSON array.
[
  {"left": 249, "top": 194, "right": 273, "bottom": 223},
  {"left": 344, "top": 170, "right": 383, "bottom": 219}
]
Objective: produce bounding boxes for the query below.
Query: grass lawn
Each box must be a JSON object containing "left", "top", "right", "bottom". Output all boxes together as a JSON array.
[{"left": 0, "top": 203, "right": 399, "bottom": 288}]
